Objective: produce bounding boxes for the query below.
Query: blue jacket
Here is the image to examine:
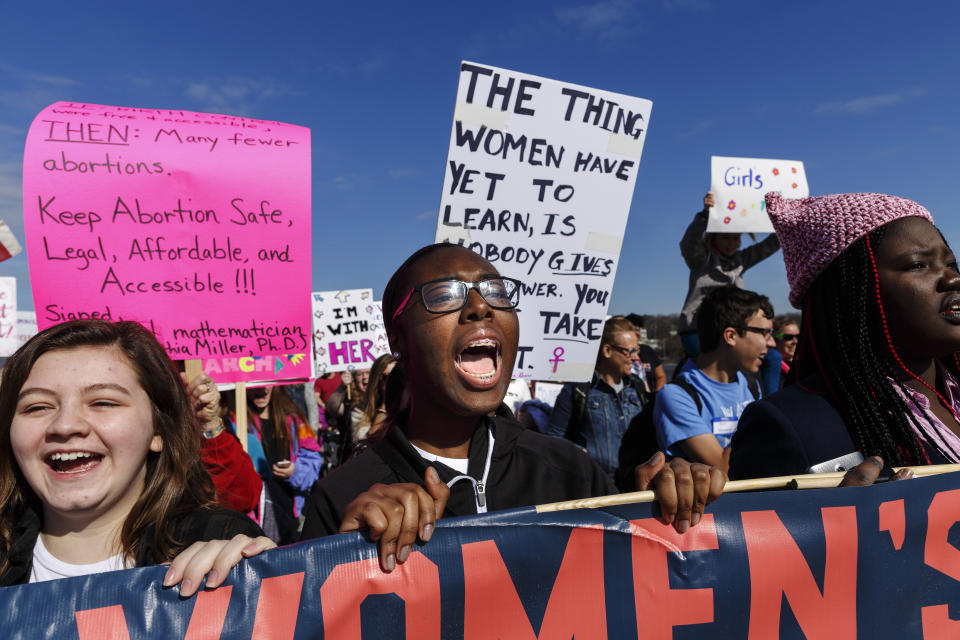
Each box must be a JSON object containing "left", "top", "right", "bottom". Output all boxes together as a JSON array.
[{"left": 546, "top": 373, "right": 644, "bottom": 477}]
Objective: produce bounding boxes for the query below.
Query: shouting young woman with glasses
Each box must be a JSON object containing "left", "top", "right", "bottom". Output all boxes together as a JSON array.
[{"left": 298, "top": 244, "right": 726, "bottom": 571}]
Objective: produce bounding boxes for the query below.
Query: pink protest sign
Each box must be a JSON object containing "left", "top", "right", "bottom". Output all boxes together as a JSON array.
[{"left": 22, "top": 102, "right": 312, "bottom": 383}]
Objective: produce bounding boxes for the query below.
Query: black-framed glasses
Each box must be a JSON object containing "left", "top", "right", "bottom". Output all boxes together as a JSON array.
[
  {"left": 775, "top": 332, "right": 800, "bottom": 342},
  {"left": 736, "top": 325, "right": 774, "bottom": 338},
  {"left": 392, "top": 276, "right": 521, "bottom": 320},
  {"left": 609, "top": 345, "right": 640, "bottom": 357}
]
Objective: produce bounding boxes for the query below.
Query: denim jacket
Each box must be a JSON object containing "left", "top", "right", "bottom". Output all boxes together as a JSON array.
[{"left": 546, "top": 372, "right": 645, "bottom": 477}]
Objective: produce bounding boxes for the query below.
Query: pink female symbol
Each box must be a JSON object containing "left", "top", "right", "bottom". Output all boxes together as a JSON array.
[{"left": 550, "top": 346, "right": 566, "bottom": 373}]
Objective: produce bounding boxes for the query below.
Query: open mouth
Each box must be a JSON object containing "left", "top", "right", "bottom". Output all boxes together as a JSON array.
[
  {"left": 941, "top": 295, "right": 960, "bottom": 323},
  {"left": 46, "top": 451, "right": 103, "bottom": 474},
  {"left": 455, "top": 338, "right": 501, "bottom": 384}
]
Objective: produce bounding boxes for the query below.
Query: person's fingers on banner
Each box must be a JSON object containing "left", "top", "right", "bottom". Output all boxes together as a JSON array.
[
  {"left": 163, "top": 534, "right": 276, "bottom": 597},
  {"left": 689, "top": 463, "right": 714, "bottom": 526},
  {"left": 839, "top": 456, "right": 915, "bottom": 487},
  {"left": 634, "top": 451, "right": 666, "bottom": 492},
  {"left": 398, "top": 483, "right": 433, "bottom": 568},
  {"left": 339, "top": 482, "right": 434, "bottom": 572},
  {"left": 891, "top": 468, "right": 916, "bottom": 481},
  {"left": 374, "top": 485, "right": 420, "bottom": 572},
  {"left": 339, "top": 485, "right": 394, "bottom": 538},
  {"left": 336, "top": 468, "right": 450, "bottom": 572},
  {"left": 637, "top": 454, "right": 727, "bottom": 533},
  {"left": 423, "top": 466, "right": 450, "bottom": 540},
  {"left": 340, "top": 491, "right": 382, "bottom": 534},
  {"left": 643, "top": 457, "right": 679, "bottom": 525},
  {"left": 838, "top": 456, "right": 884, "bottom": 487},
  {"left": 708, "top": 465, "right": 727, "bottom": 503},
  {"left": 668, "top": 459, "right": 696, "bottom": 533}
]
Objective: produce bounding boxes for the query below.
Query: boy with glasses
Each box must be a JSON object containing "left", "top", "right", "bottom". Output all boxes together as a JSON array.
[
  {"left": 654, "top": 286, "right": 774, "bottom": 471},
  {"left": 546, "top": 317, "right": 647, "bottom": 479}
]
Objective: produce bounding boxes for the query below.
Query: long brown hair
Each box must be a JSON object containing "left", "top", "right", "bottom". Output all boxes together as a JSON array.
[
  {"left": 247, "top": 385, "right": 306, "bottom": 460},
  {"left": 0, "top": 320, "right": 214, "bottom": 578},
  {"left": 359, "top": 353, "right": 397, "bottom": 428}
]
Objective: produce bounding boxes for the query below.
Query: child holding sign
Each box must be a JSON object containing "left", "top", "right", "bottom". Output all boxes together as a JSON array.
[{"left": 679, "top": 191, "right": 782, "bottom": 391}]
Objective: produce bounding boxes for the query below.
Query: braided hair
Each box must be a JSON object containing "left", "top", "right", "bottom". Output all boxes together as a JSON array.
[{"left": 793, "top": 224, "right": 960, "bottom": 465}]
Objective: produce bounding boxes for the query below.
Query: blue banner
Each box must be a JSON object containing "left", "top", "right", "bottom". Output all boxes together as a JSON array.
[{"left": 3, "top": 471, "right": 960, "bottom": 639}]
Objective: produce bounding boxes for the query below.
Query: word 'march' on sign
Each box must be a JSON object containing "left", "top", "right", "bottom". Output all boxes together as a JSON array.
[
  {"left": 22, "top": 102, "right": 312, "bottom": 383},
  {"left": 435, "top": 62, "right": 652, "bottom": 382}
]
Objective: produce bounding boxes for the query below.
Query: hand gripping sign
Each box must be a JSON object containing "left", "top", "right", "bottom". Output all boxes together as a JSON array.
[{"left": 22, "top": 102, "right": 312, "bottom": 383}]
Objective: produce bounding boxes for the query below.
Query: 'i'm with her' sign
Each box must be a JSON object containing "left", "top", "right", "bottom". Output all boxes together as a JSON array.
[
  {"left": 435, "top": 62, "right": 652, "bottom": 382},
  {"left": 312, "top": 289, "right": 389, "bottom": 375},
  {"left": 21, "top": 102, "right": 312, "bottom": 384}
]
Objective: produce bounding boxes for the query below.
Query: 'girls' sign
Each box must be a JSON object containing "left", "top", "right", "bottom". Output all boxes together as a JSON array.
[{"left": 709, "top": 156, "right": 809, "bottom": 233}]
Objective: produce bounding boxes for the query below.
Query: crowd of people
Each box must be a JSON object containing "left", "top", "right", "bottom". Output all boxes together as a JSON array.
[{"left": 1, "top": 189, "right": 957, "bottom": 597}]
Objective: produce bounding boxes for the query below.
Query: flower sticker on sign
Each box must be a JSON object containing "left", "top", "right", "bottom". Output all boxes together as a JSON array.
[{"left": 708, "top": 156, "right": 809, "bottom": 233}]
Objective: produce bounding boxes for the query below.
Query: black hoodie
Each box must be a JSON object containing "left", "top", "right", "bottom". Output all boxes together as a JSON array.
[{"left": 300, "top": 414, "right": 615, "bottom": 539}]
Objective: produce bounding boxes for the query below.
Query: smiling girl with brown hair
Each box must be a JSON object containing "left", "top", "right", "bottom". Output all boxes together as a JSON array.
[{"left": 0, "top": 320, "right": 273, "bottom": 589}]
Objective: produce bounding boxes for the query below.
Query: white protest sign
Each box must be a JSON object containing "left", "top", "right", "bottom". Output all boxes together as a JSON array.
[
  {"left": 708, "top": 156, "right": 809, "bottom": 233},
  {"left": 532, "top": 381, "right": 565, "bottom": 407},
  {"left": 0, "top": 218, "right": 22, "bottom": 262},
  {"left": 16, "top": 310, "right": 38, "bottom": 349},
  {"left": 436, "top": 61, "right": 652, "bottom": 382},
  {"left": 0, "top": 278, "right": 16, "bottom": 356},
  {"left": 312, "top": 289, "right": 389, "bottom": 375}
]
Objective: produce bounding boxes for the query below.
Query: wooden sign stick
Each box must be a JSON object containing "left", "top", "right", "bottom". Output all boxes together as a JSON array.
[
  {"left": 235, "top": 382, "right": 248, "bottom": 453},
  {"left": 535, "top": 464, "right": 960, "bottom": 514},
  {"left": 183, "top": 359, "right": 203, "bottom": 381}
]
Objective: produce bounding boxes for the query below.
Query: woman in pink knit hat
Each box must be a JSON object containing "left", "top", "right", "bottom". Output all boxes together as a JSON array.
[{"left": 730, "top": 192, "right": 960, "bottom": 480}]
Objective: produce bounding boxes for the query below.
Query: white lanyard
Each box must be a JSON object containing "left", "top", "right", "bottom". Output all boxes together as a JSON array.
[{"left": 445, "top": 426, "right": 495, "bottom": 514}]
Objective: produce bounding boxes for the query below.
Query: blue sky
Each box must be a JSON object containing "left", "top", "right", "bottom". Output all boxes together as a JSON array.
[{"left": 1, "top": 0, "right": 958, "bottom": 319}]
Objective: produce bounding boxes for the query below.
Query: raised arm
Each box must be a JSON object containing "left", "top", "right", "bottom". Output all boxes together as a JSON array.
[
  {"left": 679, "top": 193, "right": 713, "bottom": 269},
  {"left": 737, "top": 231, "right": 781, "bottom": 271}
]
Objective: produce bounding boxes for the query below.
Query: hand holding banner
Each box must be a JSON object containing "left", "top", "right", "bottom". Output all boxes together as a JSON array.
[{"left": 2, "top": 471, "right": 959, "bottom": 638}]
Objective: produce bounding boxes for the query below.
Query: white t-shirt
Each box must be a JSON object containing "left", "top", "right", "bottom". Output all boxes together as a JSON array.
[
  {"left": 30, "top": 535, "right": 126, "bottom": 583},
  {"left": 411, "top": 444, "right": 469, "bottom": 475}
]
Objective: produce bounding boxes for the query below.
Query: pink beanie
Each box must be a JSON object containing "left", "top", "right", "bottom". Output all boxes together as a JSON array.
[{"left": 765, "top": 191, "right": 933, "bottom": 309}]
